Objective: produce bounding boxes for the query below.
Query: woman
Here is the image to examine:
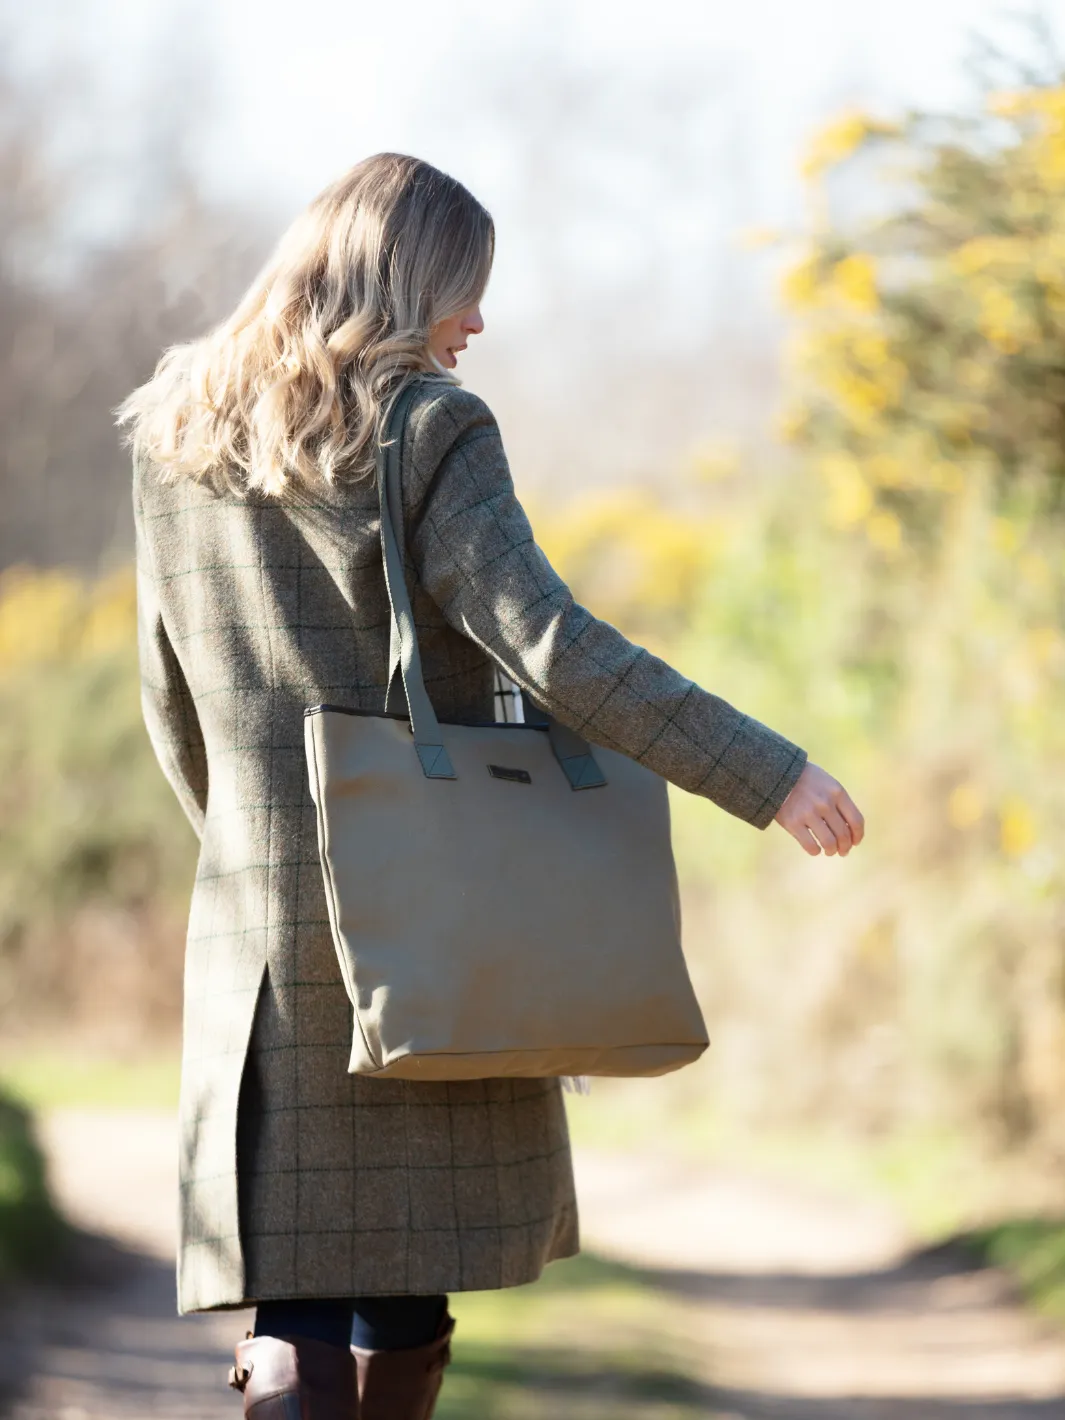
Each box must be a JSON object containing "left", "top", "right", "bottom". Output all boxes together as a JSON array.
[{"left": 120, "top": 152, "right": 863, "bottom": 1418}]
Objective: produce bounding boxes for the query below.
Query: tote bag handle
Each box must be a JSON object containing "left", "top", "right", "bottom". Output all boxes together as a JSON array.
[{"left": 375, "top": 380, "right": 606, "bottom": 790}]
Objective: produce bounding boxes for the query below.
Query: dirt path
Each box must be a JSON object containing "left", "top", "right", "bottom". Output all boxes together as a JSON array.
[
  {"left": 1, "top": 1109, "right": 1064, "bottom": 1418},
  {"left": 573, "top": 1152, "right": 1065, "bottom": 1416}
]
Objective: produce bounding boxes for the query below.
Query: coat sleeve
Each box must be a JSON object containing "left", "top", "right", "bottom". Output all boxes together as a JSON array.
[
  {"left": 404, "top": 387, "right": 808, "bottom": 830},
  {"left": 134, "top": 464, "right": 209, "bottom": 839}
]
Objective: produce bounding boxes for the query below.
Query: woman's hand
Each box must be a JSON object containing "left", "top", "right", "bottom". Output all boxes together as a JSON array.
[{"left": 774, "top": 761, "right": 864, "bottom": 857}]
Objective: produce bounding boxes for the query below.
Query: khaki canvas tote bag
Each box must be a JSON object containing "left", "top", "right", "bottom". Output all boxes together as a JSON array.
[{"left": 304, "top": 380, "right": 709, "bottom": 1080}]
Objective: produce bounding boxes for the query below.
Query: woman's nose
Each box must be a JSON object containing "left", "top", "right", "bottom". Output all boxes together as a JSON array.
[{"left": 464, "top": 307, "right": 485, "bottom": 336}]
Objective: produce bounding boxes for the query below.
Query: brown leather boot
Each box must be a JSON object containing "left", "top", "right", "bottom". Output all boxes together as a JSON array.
[
  {"left": 228, "top": 1332, "right": 359, "bottom": 1418},
  {"left": 352, "top": 1311, "right": 455, "bottom": 1420}
]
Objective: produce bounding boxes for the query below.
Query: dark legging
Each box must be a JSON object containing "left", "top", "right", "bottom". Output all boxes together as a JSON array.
[{"left": 255, "top": 1294, "right": 448, "bottom": 1351}]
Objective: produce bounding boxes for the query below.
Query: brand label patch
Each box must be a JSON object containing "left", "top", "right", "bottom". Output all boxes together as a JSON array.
[{"left": 488, "top": 765, "right": 532, "bottom": 784}]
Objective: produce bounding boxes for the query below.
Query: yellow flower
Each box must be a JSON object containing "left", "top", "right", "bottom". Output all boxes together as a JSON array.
[
  {"left": 801, "top": 110, "right": 899, "bottom": 181},
  {"left": 1033, "top": 236, "right": 1065, "bottom": 291},
  {"left": 834, "top": 254, "right": 879, "bottom": 312},
  {"left": 1031, "top": 87, "right": 1065, "bottom": 133},
  {"left": 840, "top": 373, "right": 888, "bottom": 416},
  {"left": 821, "top": 454, "right": 873, "bottom": 527},
  {"left": 1035, "top": 132, "right": 1065, "bottom": 190},
  {"left": 991, "top": 517, "right": 1020, "bottom": 554},
  {"left": 950, "top": 236, "right": 1025, "bottom": 277},
  {"left": 989, "top": 87, "right": 1065, "bottom": 189},
  {"left": 818, "top": 343, "right": 904, "bottom": 425},
  {"left": 948, "top": 780, "right": 985, "bottom": 829},
  {"left": 866, "top": 509, "right": 902, "bottom": 552},
  {"left": 0, "top": 567, "right": 83, "bottom": 670},
  {"left": 999, "top": 796, "right": 1036, "bottom": 858},
  {"left": 0, "top": 565, "right": 138, "bottom": 672},
  {"left": 852, "top": 333, "right": 890, "bottom": 369},
  {"left": 867, "top": 454, "right": 906, "bottom": 488},
  {"left": 536, "top": 489, "right": 721, "bottom": 631},
  {"left": 977, "top": 285, "right": 1026, "bottom": 353}
]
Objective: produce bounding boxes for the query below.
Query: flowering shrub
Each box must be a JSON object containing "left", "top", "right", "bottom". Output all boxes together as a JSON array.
[{"left": 532, "top": 74, "right": 1065, "bottom": 1160}]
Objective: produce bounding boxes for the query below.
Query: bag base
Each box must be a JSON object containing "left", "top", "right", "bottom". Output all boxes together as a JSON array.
[{"left": 349, "top": 1040, "right": 709, "bottom": 1080}]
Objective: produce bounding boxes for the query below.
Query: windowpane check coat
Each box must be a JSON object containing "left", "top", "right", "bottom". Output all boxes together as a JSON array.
[{"left": 133, "top": 375, "right": 808, "bottom": 1313}]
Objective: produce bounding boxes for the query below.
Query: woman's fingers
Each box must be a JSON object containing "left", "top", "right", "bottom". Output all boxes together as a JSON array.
[
  {"left": 774, "top": 761, "right": 864, "bottom": 857},
  {"left": 838, "top": 789, "right": 865, "bottom": 845},
  {"left": 819, "top": 804, "right": 854, "bottom": 856},
  {"left": 794, "top": 823, "right": 823, "bottom": 856}
]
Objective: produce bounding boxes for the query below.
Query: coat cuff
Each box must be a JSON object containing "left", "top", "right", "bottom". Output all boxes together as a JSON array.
[
  {"left": 693, "top": 707, "right": 808, "bottom": 831},
  {"left": 745, "top": 735, "right": 808, "bottom": 831}
]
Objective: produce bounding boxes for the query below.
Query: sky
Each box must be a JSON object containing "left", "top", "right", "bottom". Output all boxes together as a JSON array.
[
  {"left": 33, "top": 1, "right": 1063, "bottom": 289},
  {"left": 206, "top": 0, "right": 1062, "bottom": 230},
  {"left": 11, "top": 0, "right": 1065, "bottom": 482}
]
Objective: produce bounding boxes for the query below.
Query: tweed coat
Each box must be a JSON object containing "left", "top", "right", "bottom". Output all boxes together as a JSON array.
[{"left": 133, "top": 374, "right": 809, "bottom": 1314}]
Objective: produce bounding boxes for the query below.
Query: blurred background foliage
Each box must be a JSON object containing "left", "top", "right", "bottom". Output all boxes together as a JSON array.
[
  {"left": 1, "top": 35, "right": 1064, "bottom": 1242},
  {"left": 550, "top": 66, "right": 1065, "bottom": 1190},
  {"left": 0, "top": 565, "right": 192, "bottom": 1044}
]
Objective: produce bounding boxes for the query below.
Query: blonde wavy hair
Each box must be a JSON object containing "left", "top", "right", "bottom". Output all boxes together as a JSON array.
[{"left": 117, "top": 153, "right": 494, "bottom": 495}]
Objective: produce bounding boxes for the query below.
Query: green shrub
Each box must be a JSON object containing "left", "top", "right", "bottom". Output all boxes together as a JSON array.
[
  {"left": 960, "top": 1219, "right": 1065, "bottom": 1319},
  {"left": 0, "top": 1092, "right": 67, "bottom": 1279}
]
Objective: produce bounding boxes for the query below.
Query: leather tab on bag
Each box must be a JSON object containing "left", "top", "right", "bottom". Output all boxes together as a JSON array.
[
  {"left": 547, "top": 717, "right": 608, "bottom": 790},
  {"left": 415, "top": 742, "right": 456, "bottom": 779},
  {"left": 557, "top": 752, "right": 608, "bottom": 790}
]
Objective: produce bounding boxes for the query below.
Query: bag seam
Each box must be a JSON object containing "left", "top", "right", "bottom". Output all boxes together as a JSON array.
[{"left": 306, "top": 718, "right": 383, "bottom": 1073}]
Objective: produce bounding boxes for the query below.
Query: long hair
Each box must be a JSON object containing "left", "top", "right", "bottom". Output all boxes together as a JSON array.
[{"left": 117, "top": 153, "right": 494, "bottom": 495}]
